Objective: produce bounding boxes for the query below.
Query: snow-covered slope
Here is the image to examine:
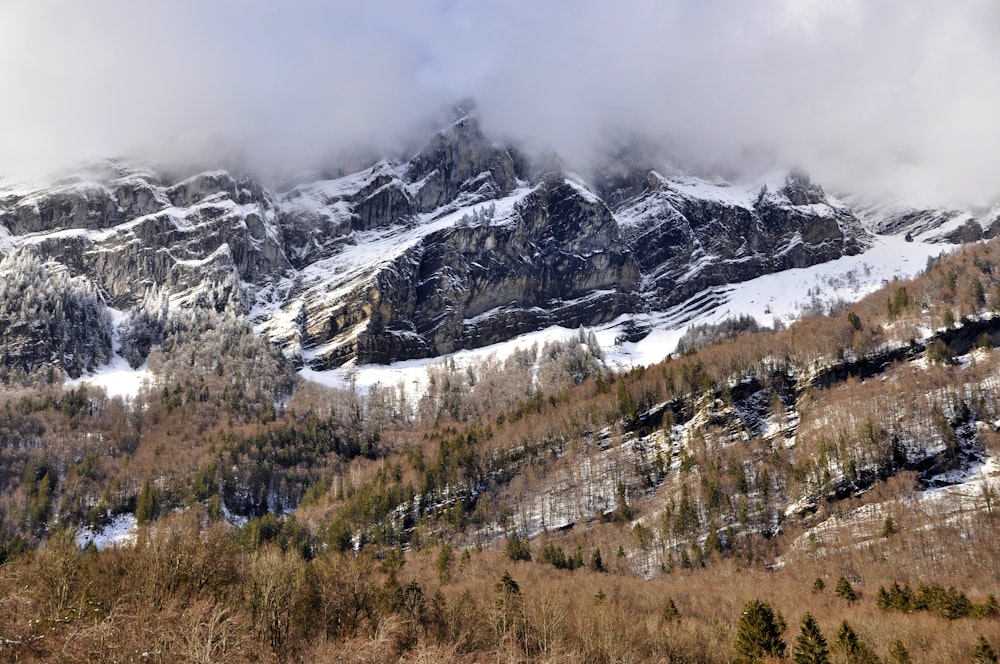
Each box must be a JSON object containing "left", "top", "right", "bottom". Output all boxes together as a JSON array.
[{"left": 294, "top": 231, "right": 944, "bottom": 399}]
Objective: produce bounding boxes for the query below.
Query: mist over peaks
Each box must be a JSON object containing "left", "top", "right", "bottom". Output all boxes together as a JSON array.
[{"left": 2, "top": 0, "right": 998, "bottom": 205}]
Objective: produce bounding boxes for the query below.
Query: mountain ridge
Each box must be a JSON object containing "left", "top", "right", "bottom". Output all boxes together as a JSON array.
[{"left": 0, "top": 114, "right": 975, "bottom": 381}]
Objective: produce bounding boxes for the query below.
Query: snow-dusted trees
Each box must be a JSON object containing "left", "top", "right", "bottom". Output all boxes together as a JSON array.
[
  {"left": 676, "top": 315, "right": 762, "bottom": 355},
  {"left": 417, "top": 335, "right": 604, "bottom": 423},
  {"left": 147, "top": 309, "right": 296, "bottom": 422},
  {"left": 0, "top": 251, "right": 112, "bottom": 383},
  {"left": 457, "top": 202, "right": 497, "bottom": 227},
  {"left": 118, "top": 291, "right": 170, "bottom": 368}
]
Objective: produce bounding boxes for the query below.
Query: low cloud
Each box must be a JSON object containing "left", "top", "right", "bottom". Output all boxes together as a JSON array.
[
  {"left": 472, "top": 0, "right": 1000, "bottom": 205},
  {"left": 2, "top": 1, "right": 998, "bottom": 205}
]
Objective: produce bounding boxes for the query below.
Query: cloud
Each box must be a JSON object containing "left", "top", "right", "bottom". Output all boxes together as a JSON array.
[
  {"left": 0, "top": 1, "right": 444, "bottom": 178},
  {"left": 470, "top": 0, "right": 1000, "bottom": 205},
  {"left": 1, "top": 0, "right": 998, "bottom": 204}
]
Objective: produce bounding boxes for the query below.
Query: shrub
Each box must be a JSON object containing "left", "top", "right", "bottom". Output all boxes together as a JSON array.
[
  {"left": 976, "top": 636, "right": 999, "bottom": 664},
  {"left": 835, "top": 577, "right": 857, "bottom": 603}
]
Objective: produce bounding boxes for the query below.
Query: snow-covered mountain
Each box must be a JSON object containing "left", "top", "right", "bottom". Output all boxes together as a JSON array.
[
  {"left": 841, "top": 192, "right": 1000, "bottom": 244},
  {"left": 0, "top": 113, "right": 975, "bottom": 382}
]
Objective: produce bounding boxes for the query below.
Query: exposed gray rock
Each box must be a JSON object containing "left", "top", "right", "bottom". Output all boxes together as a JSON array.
[
  {"left": 842, "top": 193, "right": 1000, "bottom": 244},
  {"left": 0, "top": 164, "right": 289, "bottom": 313},
  {"left": 611, "top": 170, "right": 866, "bottom": 309},
  {"left": 0, "top": 118, "right": 882, "bottom": 377},
  {"left": 406, "top": 115, "right": 517, "bottom": 214}
]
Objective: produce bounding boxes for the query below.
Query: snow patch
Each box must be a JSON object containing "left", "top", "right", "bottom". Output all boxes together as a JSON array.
[
  {"left": 63, "top": 354, "right": 152, "bottom": 400},
  {"left": 76, "top": 514, "right": 138, "bottom": 550},
  {"left": 300, "top": 324, "right": 582, "bottom": 398}
]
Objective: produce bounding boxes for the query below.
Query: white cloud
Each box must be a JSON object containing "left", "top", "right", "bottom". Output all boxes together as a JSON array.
[{"left": 1, "top": 0, "right": 998, "bottom": 204}]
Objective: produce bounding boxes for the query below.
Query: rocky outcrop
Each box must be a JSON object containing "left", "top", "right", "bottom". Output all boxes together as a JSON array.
[
  {"left": 302, "top": 176, "right": 641, "bottom": 366},
  {"left": 406, "top": 115, "right": 518, "bottom": 214},
  {"left": 611, "top": 170, "right": 866, "bottom": 309},
  {"left": 0, "top": 165, "right": 289, "bottom": 312},
  {"left": 843, "top": 193, "right": 1000, "bottom": 244}
]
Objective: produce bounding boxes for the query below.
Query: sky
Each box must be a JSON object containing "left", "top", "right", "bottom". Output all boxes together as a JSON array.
[{"left": 1, "top": 0, "right": 999, "bottom": 205}]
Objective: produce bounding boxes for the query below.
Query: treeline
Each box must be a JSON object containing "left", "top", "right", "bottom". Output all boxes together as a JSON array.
[{"left": 0, "top": 305, "right": 301, "bottom": 545}]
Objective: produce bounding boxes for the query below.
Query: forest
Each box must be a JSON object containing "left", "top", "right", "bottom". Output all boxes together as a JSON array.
[{"left": 3, "top": 238, "right": 1000, "bottom": 661}]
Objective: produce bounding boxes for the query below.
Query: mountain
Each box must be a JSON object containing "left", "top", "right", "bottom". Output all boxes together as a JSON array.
[
  {"left": 4, "top": 116, "right": 1000, "bottom": 663},
  {"left": 0, "top": 114, "right": 878, "bottom": 380}
]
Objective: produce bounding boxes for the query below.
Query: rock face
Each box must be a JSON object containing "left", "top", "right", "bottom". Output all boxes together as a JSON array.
[
  {"left": 0, "top": 163, "right": 288, "bottom": 315},
  {"left": 607, "top": 169, "right": 866, "bottom": 310},
  {"left": 405, "top": 116, "right": 519, "bottom": 213},
  {"left": 307, "top": 175, "right": 642, "bottom": 367},
  {"left": 0, "top": 115, "right": 877, "bottom": 375}
]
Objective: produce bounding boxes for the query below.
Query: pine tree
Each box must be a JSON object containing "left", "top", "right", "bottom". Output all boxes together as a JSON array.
[
  {"left": 136, "top": 480, "right": 158, "bottom": 525},
  {"left": 834, "top": 621, "right": 879, "bottom": 664},
  {"left": 882, "top": 515, "right": 897, "bottom": 537},
  {"left": 835, "top": 576, "right": 858, "bottom": 602},
  {"left": 661, "top": 597, "right": 680, "bottom": 623},
  {"left": 889, "top": 639, "right": 912, "bottom": 664},
  {"left": 733, "top": 599, "right": 786, "bottom": 663},
  {"left": 793, "top": 613, "right": 829, "bottom": 664},
  {"left": 590, "top": 547, "right": 604, "bottom": 572},
  {"left": 435, "top": 543, "right": 454, "bottom": 583},
  {"left": 504, "top": 533, "right": 531, "bottom": 561}
]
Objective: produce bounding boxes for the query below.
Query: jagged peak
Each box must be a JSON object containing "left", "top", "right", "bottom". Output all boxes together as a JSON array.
[{"left": 780, "top": 166, "right": 826, "bottom": 206}]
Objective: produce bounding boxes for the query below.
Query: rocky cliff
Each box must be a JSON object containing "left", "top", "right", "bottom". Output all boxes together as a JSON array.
[
  {"left": 0, "top": 115, "right": 877, "bottom": 377},
  {"left": 608, "top": 168, "right": 866, "bottom": 310}
]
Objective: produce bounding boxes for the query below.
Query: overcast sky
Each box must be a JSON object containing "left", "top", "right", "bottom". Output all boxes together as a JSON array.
[{"left": 2, "top": 0, "right": 998, "bottom": 204}]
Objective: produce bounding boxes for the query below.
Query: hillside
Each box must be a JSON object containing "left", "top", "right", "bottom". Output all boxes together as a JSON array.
[{"left": 1, "top": 231, "right": 1000, "bottom": 661}]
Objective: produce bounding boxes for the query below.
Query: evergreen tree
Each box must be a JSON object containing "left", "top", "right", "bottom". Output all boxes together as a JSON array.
[
  {"left": 435, "top": 543, "right": 454, "bottom": 583},
  {"left": 504, "top": 533, "right": 531, "bottom": 561},
  {"left": 733, "top": 599, "right": 786, "bottom": 663},
  {"left": 835, "top": 621, "right": 879, "bottom": 664},
  {"left": 889, "top": 639, "right": 912, "bottom": 664},
  {"left": 491, "top": 570, "right": 524, "bottom": 640},
  {"left": 793, "top": 613, "right": 829, "bottom": 664},
  {"left": 135, "top": 480, "right": 158, "bottom": 525},
  {"left": 835, "top": 576, "right": 858, "bottom": 602},
  {"left": 661, "top": 597, "right": 680, "bottom": 623},
  {"left": 590, "top": 547, "right": 604, "bottom": 572}
]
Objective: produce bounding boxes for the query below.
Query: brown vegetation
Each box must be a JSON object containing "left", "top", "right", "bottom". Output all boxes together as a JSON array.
[{"left": 6, "top": 239, "right": 1000, "bottom": 660}]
